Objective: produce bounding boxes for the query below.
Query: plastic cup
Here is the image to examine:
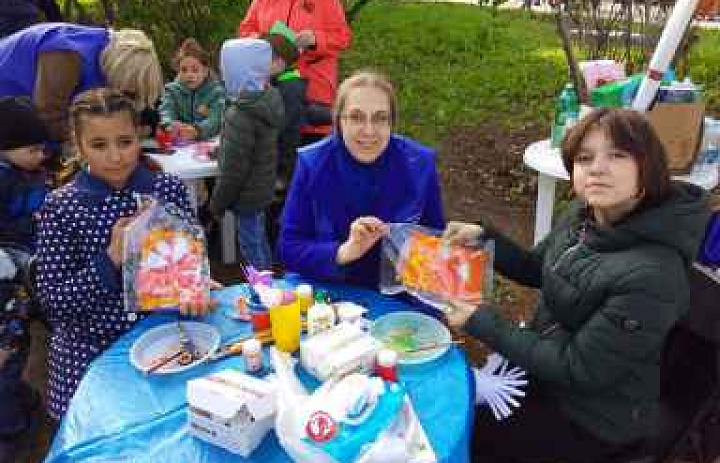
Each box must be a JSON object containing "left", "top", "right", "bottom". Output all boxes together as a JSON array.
[{"left": 268, "top": 301, "right": 302, "bottom": 352}]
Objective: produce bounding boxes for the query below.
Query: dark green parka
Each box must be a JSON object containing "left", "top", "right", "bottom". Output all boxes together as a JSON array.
[
  {"left": 209, "top": 87, "right": 283, "bottom": 217},
  {"left": 464, "top": 181, "right": 709, "bottom": 444}
]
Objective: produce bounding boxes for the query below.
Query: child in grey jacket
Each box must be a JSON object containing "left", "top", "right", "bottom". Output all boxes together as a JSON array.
[{"left": 209, "top": 37, "right": 287, "bottom": 269}]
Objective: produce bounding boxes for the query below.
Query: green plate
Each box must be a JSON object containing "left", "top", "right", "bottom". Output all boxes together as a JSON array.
[{"left": 370, "top": 311, "right": 452, "bottom": 365}]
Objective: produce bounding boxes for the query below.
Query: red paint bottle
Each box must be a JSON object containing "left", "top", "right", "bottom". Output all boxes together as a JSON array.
[{"left": 375, "top": 349, "right": 398, "bottom": 382}]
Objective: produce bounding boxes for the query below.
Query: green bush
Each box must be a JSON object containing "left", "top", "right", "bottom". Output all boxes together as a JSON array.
[
  {"left": 114, "top": 0, "right": 250, "bottom": 77},
  {"left": 688, "top": 28, "right": 720, "bottom": 116}
]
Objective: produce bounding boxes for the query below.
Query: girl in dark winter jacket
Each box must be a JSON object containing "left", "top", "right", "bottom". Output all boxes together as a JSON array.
[{"left": 443, "top": 107, "right": 710, "bottom": 463}]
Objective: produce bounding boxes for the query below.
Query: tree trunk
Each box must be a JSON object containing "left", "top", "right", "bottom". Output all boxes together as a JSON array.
[{"left": 556, "top": 6, "right": 588, "bottom": 103}]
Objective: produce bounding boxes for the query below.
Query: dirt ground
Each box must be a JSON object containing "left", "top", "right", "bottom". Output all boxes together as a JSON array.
[{"left": 16, "top": 122, "right": 549, "bottom": 462}]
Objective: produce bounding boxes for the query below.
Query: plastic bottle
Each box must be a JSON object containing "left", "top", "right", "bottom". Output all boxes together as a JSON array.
[
  {"left": 242, "top": 338, "right": 264, "bottom": 374},
  {"left": 295, "top": 284, "right": 313, "bottom": 314},
  {"left": 375, "top": 349, "right": 398, "bottom": 382},
  {"left": 550, "top": 83, "right": 579, "bottom": 149},
  {"left": 307, "top": 302, "right": 336, "bottom": 336},
  {"left": 563, "top": 84, "right": 580, "bottom": 129}
]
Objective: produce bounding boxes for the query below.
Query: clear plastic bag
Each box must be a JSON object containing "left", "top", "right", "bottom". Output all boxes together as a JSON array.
[
  {"left": 123, "top": 200, "right": 211, "bottom": 312},
  {"left": 270, "top": 349, "right": 437, "bottom": 463},
  {"left": 380, "top": 223, "right": 494, "bottom": 312}
]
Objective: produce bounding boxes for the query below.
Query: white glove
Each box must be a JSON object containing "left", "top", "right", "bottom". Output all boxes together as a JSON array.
[
  {"left": 0, "top": 249, "right": 17, "bottom": 280},
  {"left": 473, "top": 353, "right": 528, "bottom": 421}
]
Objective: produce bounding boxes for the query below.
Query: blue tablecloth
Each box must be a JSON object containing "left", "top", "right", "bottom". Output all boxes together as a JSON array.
[{"left": 44, "top": 281, "right": 474, "bottom": 463}]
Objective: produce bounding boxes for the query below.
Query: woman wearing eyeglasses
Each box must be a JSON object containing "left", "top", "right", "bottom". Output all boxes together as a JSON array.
[{"left": 278, "top": 70, "right": 445, "bottom": 288}]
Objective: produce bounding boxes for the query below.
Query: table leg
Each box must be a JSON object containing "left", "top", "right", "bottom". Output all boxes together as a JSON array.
[
  {"left": 181, "top": 179, "right": 236, "bottom": 264},
  {"left": 221, "top": 211, "right": 237, "bottom": 264},
  {"left": 534, "top": 173, "right": 557, "bottom": 245}
]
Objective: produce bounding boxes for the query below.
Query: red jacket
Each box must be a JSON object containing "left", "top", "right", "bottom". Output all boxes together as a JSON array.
[{"left": 239, "top": 0, "right": 351, "bottom": 110}]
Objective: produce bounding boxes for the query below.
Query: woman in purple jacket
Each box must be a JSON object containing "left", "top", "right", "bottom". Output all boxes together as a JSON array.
[
  {"left": 279, "top": 70, "right": 445, "bottom": 288},
  {"left": 0, "top": 23, "right": 162, "bottom": 145}
]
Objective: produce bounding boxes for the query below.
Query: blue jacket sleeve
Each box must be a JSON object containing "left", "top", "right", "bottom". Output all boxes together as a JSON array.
[
  {"left": 419, "top": 158, "right": 445, "bottom": 230},
  {"left": 279, "top": 156, "right": 347, "bottom": 282}
]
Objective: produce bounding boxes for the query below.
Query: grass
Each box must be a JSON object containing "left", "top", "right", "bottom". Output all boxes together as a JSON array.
[
  {"left": 341, "top": 2, "right": 720, "bottom": 146},
  {"left": 341, "top": 3, "right": 568, "bottom": 145},
  {"left": 688, "top": 28, "right": 720, "bottom": 112}
]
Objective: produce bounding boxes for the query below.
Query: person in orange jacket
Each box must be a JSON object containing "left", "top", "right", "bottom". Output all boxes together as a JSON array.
[{"left": 238, "top": 0, "right": 351, "bottom": 139}]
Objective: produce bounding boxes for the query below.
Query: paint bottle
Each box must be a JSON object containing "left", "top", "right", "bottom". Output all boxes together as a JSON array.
[
  {"left": 242, "top": 338, "right": 264, "bottom": 374},
  {"left": 307, "top": 302, "right": 336, "bottom": 336},
  {"left": 375, "top": 349, "right": 398, "bottom": 382},
  {"left": 296, "top": 284, "right": 313, "bottom": 314}
]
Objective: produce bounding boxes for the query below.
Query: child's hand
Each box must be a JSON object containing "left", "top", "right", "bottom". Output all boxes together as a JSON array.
[
  {"left": 296, "top": 29, "right": 316, "bottom": 49},
  {"left": 107, "top": 201, "right": 153, "bottom": 267},
  {"left": 442, "top": 221, "right": 485, "bottom": 247},
  {"left": 179, "top": 296, "right": 218, "bottom": 317},
  {"left": 336, "top": 216, "right": 388, "bottom": 265},
  {"left": 445, "top": 298, "right": 482, "bottom": 328},
  {"left": 176, "top": 123, "right": 198, "bottom": 141},
  {"left": 107, "top": 216, "right": 135, "bottom": 267}
]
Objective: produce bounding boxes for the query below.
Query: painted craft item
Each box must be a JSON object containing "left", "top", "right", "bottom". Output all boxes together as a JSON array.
[
  {"left": 380, "top": 224, "right": 494, "bottom": 311},
  {"left": 123, "top": 200, "right": 211, "bottom": 312}
]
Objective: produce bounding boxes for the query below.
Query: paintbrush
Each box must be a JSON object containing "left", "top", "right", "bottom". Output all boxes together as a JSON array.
[{"left": 401, "top": 340, "right": 464, "bottom": 354}]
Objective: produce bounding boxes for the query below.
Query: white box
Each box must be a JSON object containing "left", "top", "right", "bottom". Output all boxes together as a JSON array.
[
  {"left": 187, "top": 370, "right": 276, "bottom": 457},
  {"left": 300, "top": 322, "right": 380, "bottom": 381}
]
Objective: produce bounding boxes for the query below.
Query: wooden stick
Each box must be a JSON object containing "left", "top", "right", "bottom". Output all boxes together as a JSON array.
[{"left": 402, "top": 340, "right": 464, "bottom": 354}]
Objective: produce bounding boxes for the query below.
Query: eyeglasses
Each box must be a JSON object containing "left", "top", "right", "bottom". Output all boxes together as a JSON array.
[{"left": 341, "top": 110, "right": 392, "bottom": 129}]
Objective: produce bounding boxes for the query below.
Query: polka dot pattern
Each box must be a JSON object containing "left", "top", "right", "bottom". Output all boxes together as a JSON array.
[{"left": 36, "top": 171, "right": 194, "bottom": 420}]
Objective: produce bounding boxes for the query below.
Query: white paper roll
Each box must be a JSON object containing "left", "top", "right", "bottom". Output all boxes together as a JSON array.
[{"left": 632, "top": 0, "right": 701, "bottom": 111}]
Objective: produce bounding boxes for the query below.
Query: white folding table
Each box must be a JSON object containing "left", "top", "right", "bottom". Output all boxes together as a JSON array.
[{"left": 148, "top": 144, "right": 237, "bottom": 264}]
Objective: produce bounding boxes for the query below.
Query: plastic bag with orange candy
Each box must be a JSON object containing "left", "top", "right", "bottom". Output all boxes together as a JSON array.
[
  {"left": 380, "top": 224, "right": 494, "bottom": 312},
  {"left": 123, "top": 201, "right": 211, "bottom": 312}
]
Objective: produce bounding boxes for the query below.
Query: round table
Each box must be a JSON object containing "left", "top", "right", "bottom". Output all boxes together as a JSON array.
[
  {"left": 44, "top": 282, "right": 474, "bottom": 463},
  {"left": 523, "top": 138, "right": 719, "bottom": 244}
]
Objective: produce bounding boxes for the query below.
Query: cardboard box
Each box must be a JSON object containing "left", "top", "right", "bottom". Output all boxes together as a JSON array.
[
  {"left": 187, "top": 370, "right": 276, "bottom": 457},
  {"left": 647, "top": 102, "right": 705, "bottom": 174}
]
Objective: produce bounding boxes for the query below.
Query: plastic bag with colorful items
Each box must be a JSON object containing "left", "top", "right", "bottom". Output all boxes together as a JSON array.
[
  {"left": 380, "top": 223, "right": 494, "bottom": 312},
  {"left": 271, "top": 349, "right": 437, "bottom": 463},
  {"left": 123, "top": 199, "right": 211, "bottom": 312}
]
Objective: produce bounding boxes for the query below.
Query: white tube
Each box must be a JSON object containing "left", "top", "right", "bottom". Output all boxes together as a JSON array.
[{"left": 632, "top": 0, "right": 701, "bottom": 111}]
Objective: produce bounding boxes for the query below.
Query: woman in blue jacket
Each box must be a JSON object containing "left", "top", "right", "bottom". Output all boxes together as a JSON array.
[{"left": 279, "top": 70, "right": 445, "bottom": 288}]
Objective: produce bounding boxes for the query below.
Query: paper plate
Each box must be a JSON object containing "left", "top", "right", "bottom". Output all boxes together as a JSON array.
[
  {"left": 130, "top": 321, "right": 220, "bottom": 374},
  {"left": 370, "top": 311, "right": 452, "bottom": 365}
]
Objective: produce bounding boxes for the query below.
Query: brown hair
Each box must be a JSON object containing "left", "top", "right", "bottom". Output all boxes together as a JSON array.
[
  {"left": 561, "top": 107, "right": 671, "bottom": 210},
  {"left": 57, "top": 88, "right": 140, "bottom": 184},
  {"left": 172, "top": 38, "right": 211, "bottom": 70},
  {"left": 70, "top": 88, "right": 138, "bottom": 141},
  {"left": 333, "top": 70, "right": 398, "bottom": 131}
]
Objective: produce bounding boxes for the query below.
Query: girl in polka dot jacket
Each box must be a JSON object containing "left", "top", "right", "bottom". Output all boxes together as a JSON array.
[{"left": 35, "top": 88, "right": 211, "bottom": 421}]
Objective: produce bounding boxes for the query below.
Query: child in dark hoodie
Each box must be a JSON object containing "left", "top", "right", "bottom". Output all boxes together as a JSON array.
[
  {"left": 0, "top": 96, "right": 47, "bottom": 462},
  {"left": 209, "top": 37, "right": 286, "bottom": 270},
  {"left": 158, "top": 38, "right": 225, "bottom": 141}
]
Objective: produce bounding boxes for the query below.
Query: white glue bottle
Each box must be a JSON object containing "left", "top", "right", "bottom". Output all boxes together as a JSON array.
[
  {"left": 307, "top": 303, "right": 336, "bottom": 336},
  {"left": 242, "top": 338, "right": 264, "bottom": 374}
]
